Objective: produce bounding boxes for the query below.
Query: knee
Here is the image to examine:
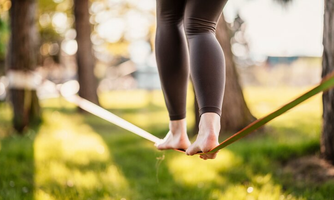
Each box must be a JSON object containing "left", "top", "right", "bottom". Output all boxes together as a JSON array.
[
  {"left": 184, "top": 17, "right": 217, "bottom": 36},
  {"left": 157, "top": 13, "right": 183, "bottom": 26}
]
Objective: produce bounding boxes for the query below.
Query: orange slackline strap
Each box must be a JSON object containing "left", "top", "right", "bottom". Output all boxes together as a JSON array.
[{"left": 203, "top": 71, "right": 334, "bottom": 155}]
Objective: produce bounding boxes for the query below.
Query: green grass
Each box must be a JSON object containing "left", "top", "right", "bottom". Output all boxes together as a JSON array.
[{"left": 0, "top": 87, "right": 334, "bottom": 200}]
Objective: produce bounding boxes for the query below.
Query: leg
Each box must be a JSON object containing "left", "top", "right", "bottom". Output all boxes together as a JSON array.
[
  {"left": 184, "top": 0, "right": 228, "bottom": 159},
  {"left": 155, "top": 0, "right": 191, "bottom": 150}
]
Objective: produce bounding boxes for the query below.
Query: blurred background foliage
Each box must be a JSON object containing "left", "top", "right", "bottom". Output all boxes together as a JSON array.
[{"left": 0, "top": 0, "right": 333, "bottom": 199}]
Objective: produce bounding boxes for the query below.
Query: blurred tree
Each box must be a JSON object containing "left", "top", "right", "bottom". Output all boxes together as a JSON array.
[
  {"left": 37, "top": 0, "right": 73, "bottom": 66},
  {"left": 275, "top": 0, "right": 334, "bottom": 164},
  {"left": 194, "top": 13, "right": 256, "bottom": 135},
  {"left": 7, "top": 0, "right": 41, "bottom": 132},
  {"left": 74, "top": 0, "right": 99, "bottom": 105},
  {"left": 217, "top": 13, "right": 256, "bottom": 132},
  {"left": 321, "top": 0, "right": 334, "bottom": 164},
  {"left": 0, "top": 19, "right": 9, "bottom": 75},
  {"left": 0, "top": 0, "right": 10, "bottom": 75}
]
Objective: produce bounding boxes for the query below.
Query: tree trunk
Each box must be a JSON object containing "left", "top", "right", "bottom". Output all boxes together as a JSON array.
[
  {"left": 216, "top": 13, "right": 256, "bottom": 132},
  {"left": 194, "top": 13, "right": 256, "bottom": 135},
  {"left": 321, "top": 0, "right": 334, "bottom": 164},
  {"left": 74, "top": 0, "right": 99, "bottom": 105},
  {"left": 7, "top": 0, "right": 41, "bottom": 132}
]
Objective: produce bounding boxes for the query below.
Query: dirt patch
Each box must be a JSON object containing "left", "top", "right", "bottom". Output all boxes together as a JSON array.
[{"left": 284, "top": 155, "right": 334, "bottom": 183}]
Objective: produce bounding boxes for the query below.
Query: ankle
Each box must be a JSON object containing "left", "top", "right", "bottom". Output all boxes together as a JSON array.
[
  {"left": 169, "top": 119, "right": 187, "bottom": 135},
  {"left": 199, "top": 113, "right": 221, "bottom": 135}
]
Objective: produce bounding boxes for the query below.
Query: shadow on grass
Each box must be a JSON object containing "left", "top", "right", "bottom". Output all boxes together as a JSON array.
[
  {"left": 0, "top": 125, "right": 38, "bottom": 200},
  {"left": 80, "top": 107, "right": 321, "bottom": 199},
  {"left": 81, "top": 112, "right": 281, "bottom": 199},
  {"left": 34, "top": 100, "right": 334, "bottom": 199},
  {"left": 81, "top": 109, "right": 214, "bottom": 199},
  {"left": 100, "top": 136, "right": 216, "bottom": 200}
]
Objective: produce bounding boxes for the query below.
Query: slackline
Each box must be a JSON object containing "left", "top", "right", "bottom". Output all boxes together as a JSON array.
[
  {"left": 54, "top": 80, "right": 161, "bottom": 144},
  {"left": 207, "top": 71, "right": 334, "bottom": 154},
  {"left": 62, "top": 94, "right": 162, "bottom": 144},
  {"left": 57, "top": 71, "right": 334, "bottom": 155}
]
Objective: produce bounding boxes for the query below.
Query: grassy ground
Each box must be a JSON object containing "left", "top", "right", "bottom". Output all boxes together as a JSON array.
[{"left": 0, "top": 87, "right": 334, "bottom": 200}]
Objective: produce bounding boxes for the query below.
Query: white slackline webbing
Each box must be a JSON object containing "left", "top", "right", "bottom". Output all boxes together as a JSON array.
[
  {"left": 63, "top": 94, "right": 162, "bottom": 144},
  {"left": 3, "top": 71, "right": 162, "bottom": 144},
  {"left": 55, "top": 80, "right": 162, "bottom": 144}
]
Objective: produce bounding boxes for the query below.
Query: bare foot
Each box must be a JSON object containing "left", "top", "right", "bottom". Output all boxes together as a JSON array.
[
  {"left": 156, "top": 119, "right": 191, "bottom": 151},
  {"left": 186, "top": 113, "right": 220, "bottom": 160}
]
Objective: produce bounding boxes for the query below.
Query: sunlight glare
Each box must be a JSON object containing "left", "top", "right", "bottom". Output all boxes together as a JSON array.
[
  {"left": 34, "top": 113, "right": 129, "bottom": 199},
  {"left": 232, "top": 43, "right": 248, "bottom": 58},
  {"left": 0, "top": 82, "right": 5, "bottom": 97},
  {"left": 39, "top": 13, "right": 51, "bottom": 27},
  {"left": 247, "top": 186, "right": 254, "bottom": 193},
  {"left": 124, "top": 11, "right": 150, "bottom": 41},
  {"left": 213, "top": 182, "right": 287, "bottom": 200},
  {"left": 61, "top": 39, "right": 78, "bottom": 55},
  {"left": 108, "top": 0, "right": 122, "bottom": 4},
  {"left": 52, "top": 12, "right": 68, "bottom": 33},
  {"left": 0, "top": 0, "right": 11, "bottom": 12},
  {"left": 35, "top": 189, "right": 55, "bottom": 200},
  {"left": 65, "top": 29, "right": 76, "bottom": 40},
  {"left": 168, "top": 150, "right": 239, "bottom": 185},
  {"left": 128, "top": 41, "right": 151, "bottom": 64},
  {"left": 90, "top": 2, "right": 105, "bottom": 14},
  {"left": 60, "top": 80, "right": 79, "bottom": 97},
  {"left": 97, "top": 18, "right": 125, "bottom": 43},
  {"left": 130, "top": 0, "right": 155, "bottom": 11},
  {"left": 91, "top": 34, "right": 106, "bottom": 47}
]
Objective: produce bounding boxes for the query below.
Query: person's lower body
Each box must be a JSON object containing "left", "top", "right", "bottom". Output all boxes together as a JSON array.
[{"left": 155, "top": 0, "right": 227, "bottom": 160}]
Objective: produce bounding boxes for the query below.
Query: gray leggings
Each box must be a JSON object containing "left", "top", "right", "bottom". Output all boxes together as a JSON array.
[{"left": 155, "top": 0, "right": 228, "bottom": 120}]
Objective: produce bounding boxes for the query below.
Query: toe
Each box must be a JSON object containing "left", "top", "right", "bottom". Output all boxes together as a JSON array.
[
  {"left": 200, "top": 155, "right": 208, "bottom": 160},
  {"left": 199, "top": 151, "right": 218, "bottom": 160},
  {"left": 186, "top": 144, "right": 200, "bottom": 155},
  {"left": 206, "top": 152, "right": 218, "bottom": 159},
  {"left": 156, "top": 141, "right": 170, "bottom": 150},
  {"left": 156, "top": 143, "right": 165, "bottom": 150},
  {"left": 200, "top": 154, "right": 210, "bottom": 160}
]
